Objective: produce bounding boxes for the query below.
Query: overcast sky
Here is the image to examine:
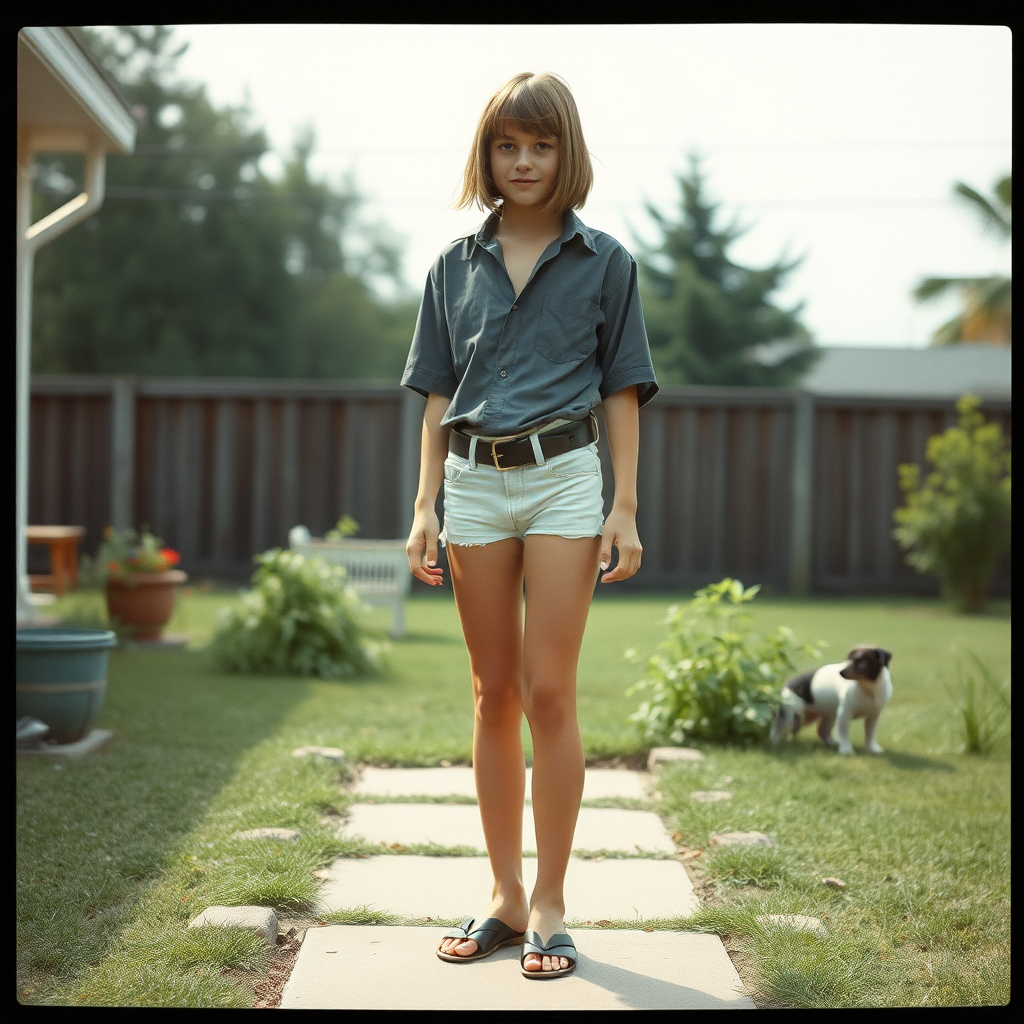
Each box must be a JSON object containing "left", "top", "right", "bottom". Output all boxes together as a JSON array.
[{"left": 170, "top": 23, "right": 1011, "bottom": 347}]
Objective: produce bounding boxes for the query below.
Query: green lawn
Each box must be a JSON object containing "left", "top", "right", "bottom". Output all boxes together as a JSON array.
[{"left": 17, "top": 586, "right": 1010, "bottom": 1006}]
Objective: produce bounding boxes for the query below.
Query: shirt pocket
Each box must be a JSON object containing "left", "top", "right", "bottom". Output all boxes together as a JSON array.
[{"left": 536, "top": 293, "right": 599, "bottom": 365}]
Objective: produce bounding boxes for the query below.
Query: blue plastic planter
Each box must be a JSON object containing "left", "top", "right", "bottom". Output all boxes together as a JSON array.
[{"left": 16, "top": 628, "right": 118, "bottom": 744}]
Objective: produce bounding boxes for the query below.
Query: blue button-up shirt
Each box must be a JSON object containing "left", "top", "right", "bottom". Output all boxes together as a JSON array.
[{"left": 401, "top": 209, "right": 658, "bottom": 434}]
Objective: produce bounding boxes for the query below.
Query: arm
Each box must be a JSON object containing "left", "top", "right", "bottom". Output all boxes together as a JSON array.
[
  {"left": 406, "top": 392, "right": 451, "bottom": 585},
  {"left": 599, "top": 385, "right": 642, "bottom": 583}
]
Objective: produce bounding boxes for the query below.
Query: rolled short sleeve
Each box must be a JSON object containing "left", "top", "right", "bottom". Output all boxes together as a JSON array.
[
  {"left": 596, "top": 253, "right": 659, "bottom": 408},
  {"left": 401, "top": 262, "right": 459, "bottom": 399}
]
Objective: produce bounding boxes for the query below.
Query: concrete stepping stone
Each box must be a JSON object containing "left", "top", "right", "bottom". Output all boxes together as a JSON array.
[
  {"left": 234, "top": 828, "right": 301, "bottom": 841},
  {"left": 353, "top": 766, "right": 651, "bottom": 802},
  {"left": 758, "top": 914, "right": 826, "bottom": 936},
  {"left": 317, "top": 855, "right": 699, "bottom": 921},
  {"left": 281, "top": 925, "right": 754, "bottom": 1009},
  {"left": 189, "top": 905, "right": 278, "bottom": 946},
  {"left": 343, "top": 804, "right": 676, "bottom": 855},
  {"left": 708, "top": 831, "right": 773, "bottom": 848},
  {"left": 648, "top": 747, "right": 703, "bottom": 769}
]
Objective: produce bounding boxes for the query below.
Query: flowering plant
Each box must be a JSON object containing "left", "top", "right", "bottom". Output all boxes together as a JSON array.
[{"left": 81, "top": 526, "right": 182, "bottom": 586}]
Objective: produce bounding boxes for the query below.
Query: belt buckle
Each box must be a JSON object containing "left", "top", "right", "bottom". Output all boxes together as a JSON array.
[{"left": 490, "top": 432, "right": 525, "bottom": 471}]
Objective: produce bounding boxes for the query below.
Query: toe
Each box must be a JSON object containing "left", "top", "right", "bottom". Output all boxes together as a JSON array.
[{"left": 524, "top": 953, "right": 542, "bottom": 971}]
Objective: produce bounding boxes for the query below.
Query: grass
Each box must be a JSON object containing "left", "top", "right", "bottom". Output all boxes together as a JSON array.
[{"left": 17, "top": 585, "right": 1009, "bottom": 1007}]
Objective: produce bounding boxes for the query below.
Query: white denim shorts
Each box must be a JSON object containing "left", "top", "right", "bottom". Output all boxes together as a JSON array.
[{"left": 439, "top": 440, "right": 606, "bottom": 547}]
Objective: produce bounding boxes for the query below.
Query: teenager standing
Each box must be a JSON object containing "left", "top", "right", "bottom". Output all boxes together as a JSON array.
[{"left": 403, "top": 72, "right": 658, "bottom": 978}]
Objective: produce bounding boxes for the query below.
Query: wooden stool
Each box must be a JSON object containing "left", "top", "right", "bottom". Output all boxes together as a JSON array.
[{"left": 26, "top": 526, "right": 86, "bottom": 596}]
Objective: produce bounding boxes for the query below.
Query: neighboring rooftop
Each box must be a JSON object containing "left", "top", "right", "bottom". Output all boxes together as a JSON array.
[{"left": 798, "top": 344, "right": 1011, "bottom": 399}]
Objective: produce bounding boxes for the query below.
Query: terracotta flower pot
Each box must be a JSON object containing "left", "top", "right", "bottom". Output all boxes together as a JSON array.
[{"left": 105, "top": 569, "right": 188, "bottom": 641}]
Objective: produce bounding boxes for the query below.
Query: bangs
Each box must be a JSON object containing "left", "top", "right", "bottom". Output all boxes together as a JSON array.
[{"left": 455, "top": 72, "right": 593, "bottom": 215}]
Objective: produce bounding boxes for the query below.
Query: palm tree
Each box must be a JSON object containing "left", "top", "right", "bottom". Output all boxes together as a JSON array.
[{"left": 914, "top": 175, "right": 1011, "bottom": 344}]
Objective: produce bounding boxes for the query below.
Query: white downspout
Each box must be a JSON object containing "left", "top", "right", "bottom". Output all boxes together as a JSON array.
[{"left": 17, "top": 133, "right": 107, "bottom": 623}]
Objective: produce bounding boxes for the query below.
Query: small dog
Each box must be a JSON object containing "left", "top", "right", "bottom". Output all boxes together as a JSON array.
[{"left": 770, "top": 646, "right": 893, "bottom": 755}]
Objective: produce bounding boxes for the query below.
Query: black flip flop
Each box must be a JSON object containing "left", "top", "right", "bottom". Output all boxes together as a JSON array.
[
  {"left": 520, "top": 930, "right": 577, "bottom": 979},
  {"left": 436, "top": 917, "right": 526, "bottom": 963}
]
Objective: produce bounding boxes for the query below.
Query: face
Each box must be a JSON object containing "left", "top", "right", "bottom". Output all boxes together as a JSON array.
[
  {"left": 489, "top": 128, "right": 560, "bottom": 209},
  {"left": 839, "top": 647, "right": 892, "bottom": 681}
]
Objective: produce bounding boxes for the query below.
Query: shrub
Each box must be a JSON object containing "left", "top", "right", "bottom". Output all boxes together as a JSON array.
[
  {"left": 626, "top": 578, "right": 822, "bottom": 746},
  {"left": 944, "top": 644, "right": 1010, "bottom": 754},
  {"left": 205, "top": 548, "right": 383, "bottom": 678},
  {"left": 892, "top": 394, "right": 1011, "bottom": 614}
]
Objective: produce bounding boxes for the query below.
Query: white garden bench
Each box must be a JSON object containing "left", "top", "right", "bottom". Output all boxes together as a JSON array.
[{"left": 288, "top": 526, "right": 411, "bottom": 639}]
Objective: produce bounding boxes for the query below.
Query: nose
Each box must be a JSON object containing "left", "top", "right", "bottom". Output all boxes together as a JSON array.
[{"left": 515, "top": 148, "right": 532, "bottom": 169}]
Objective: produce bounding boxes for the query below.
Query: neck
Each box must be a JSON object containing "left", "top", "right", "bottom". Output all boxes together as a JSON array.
[{"left": 496, "top": 201, "right": 565, "bottom": 239}]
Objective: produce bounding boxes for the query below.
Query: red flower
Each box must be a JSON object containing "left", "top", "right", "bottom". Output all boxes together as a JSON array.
[{"left": 159, "top": 548, "right": 181, "bottom": 566}]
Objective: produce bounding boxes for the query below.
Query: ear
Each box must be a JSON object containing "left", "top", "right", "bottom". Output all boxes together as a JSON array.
[
  {"left": 879, "top": 648, "right": 892, "bottom": 666},
  {"left": 839, "top": 664, "right": 855, "bottom": 679}
]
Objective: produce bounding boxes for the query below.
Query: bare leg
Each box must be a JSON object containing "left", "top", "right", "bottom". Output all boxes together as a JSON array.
[
  {"left": 521, "top": 534, "right": 601, "bottom": 972},
  {"left": 437, "top": 539, "right": 530, "bottom": 958}
]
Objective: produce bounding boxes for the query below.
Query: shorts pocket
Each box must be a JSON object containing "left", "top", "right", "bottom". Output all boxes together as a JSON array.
[
  {"left": 543, "top": 444, "right": 601, "bottom": 479},
  {"left": 444, "top": 455, "right": 468, "bottom": 484},
  {"left": 536, "top": 293, "right": 599, "bottom": 365}
]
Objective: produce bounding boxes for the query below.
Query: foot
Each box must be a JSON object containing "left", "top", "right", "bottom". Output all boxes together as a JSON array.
[
  {"left": 437, "top": 892, "right": 529, "bottom": 959},
  {"left": 522, "top": 905, "right": 571, "bottom": 973}
]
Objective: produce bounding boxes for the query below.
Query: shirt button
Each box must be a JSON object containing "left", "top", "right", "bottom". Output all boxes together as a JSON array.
[
  {"left": 499, "top": 369, "right": 507, "bottom": 378},
  {"left": 511, "top": 304, "right": 518, "bottom": 310}
]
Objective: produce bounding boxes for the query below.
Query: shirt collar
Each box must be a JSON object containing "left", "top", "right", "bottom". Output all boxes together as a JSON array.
[{"left": 461, "top": 208, "right": 598, "bottom": 260}]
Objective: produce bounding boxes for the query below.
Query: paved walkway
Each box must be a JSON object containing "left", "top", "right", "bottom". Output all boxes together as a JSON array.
[{"left": 281, "top": 766, "right": 755, "bottom": 1010}]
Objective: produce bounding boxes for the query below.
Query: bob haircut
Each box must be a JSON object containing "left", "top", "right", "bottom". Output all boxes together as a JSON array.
[{"left": 455, "top": 72, "right": 593, "bottom": 215}]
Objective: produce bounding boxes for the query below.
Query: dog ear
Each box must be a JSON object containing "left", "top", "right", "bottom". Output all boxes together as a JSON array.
[{"left": 878, "top": 648, "right": 893, "bottom": 666}]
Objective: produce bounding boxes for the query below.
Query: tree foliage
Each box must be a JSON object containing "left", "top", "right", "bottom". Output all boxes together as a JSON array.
[
  {"left": 892, "top": 395, "right": 1011, "bottom": 614},
  {"left": 636, "top": 154, "right": 819, "bottom": 386},
  {"left": 31, "top": 26, "right": 417, "bottom": 380},
  {"left": 913, "top": 174, "right": 1011, "bottom": 345}
]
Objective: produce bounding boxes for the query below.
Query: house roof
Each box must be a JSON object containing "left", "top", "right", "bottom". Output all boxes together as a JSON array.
[
  {"left": 18, "top": 27, "right": 136, "bottom": 153},
  {"left": 799, "top": 344, "right": 1011, "bottom": 399}
]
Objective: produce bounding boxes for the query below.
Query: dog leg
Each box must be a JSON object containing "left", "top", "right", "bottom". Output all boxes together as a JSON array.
[
  {"left": 816, "top": 715, "right": 839, "bottom": 749},
  {"left": 863, "top": 713, "right": 884, "bottom": 755},
  {"left": 836, "top": 705, "right": 855, "bottom": 755}
]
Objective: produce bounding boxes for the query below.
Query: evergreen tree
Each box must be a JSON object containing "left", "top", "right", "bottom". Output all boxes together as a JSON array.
[
  {"left": 636, "top": 154, "right": 819, "bottom": 387},
  {"left": 31, "top": 26, "right": 417, "bottom": 380}
]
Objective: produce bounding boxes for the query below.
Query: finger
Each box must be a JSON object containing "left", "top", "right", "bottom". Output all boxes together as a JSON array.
[
  {"left": 602, "top": 546, "right": 640, "bottom": 582},
  {"left": 598, "top": 532, "right": 614, "bottom": 572}
]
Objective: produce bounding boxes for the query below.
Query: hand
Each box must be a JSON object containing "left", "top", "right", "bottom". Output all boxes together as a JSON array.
[
  {"left": 598, "top": 506, "right": 642, "bottom": 583},
  {"left": 406, "top": 510, "right": 445, "bottom": 586}
]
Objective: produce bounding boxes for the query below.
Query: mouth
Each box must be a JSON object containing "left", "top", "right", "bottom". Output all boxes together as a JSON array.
[{"left": 511, "top": 178, "right": 538, "bottom": 184}]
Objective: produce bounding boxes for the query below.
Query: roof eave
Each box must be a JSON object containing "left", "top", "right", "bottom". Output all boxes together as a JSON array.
[{"left": 19, "top": 26, "right": 136, "bottom": 154}]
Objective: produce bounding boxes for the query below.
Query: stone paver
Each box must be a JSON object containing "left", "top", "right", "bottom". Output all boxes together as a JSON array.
[
  {"left": 317, "top": 855, "right": 699, "bottom": 921},
  {"left": 353, "top": 766, "right": 651, "bottom": 802},
  {"left": 281, "top": 925, "right": 755, "bottom": 1009},
  {"left": 708, "top": 831, "right": 773, "bottom": 848},
  {"left": 234, "top": 828, "right": 301, "bottom": 841},
  {"left": 189, "top": 905, "right": 278, "bottom": 946},
  {"left": 293, "top": 746, "right": 346, "bottom": 762},
  {"left": 758, "top": 914, "right": 826, "bottom": 936},
  {"left": 343, "top": 804, "right": 676, "bottom": 854},
  {"left": 647, "top": 747, "right": 704, "bottom": 769}
]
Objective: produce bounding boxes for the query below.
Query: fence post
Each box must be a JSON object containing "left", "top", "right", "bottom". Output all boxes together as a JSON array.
[
  {"left": 399, "top": 388, "right": 423, "bottom": 536},
  {"left": 109, "top": 375, "right": 136, "bottom": 530},
  {"left": 789, "top": 390, "right": 815, "bottom": 595}
]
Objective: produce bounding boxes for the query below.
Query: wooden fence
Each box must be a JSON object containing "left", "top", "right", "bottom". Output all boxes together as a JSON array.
[{"left": 28, "top": 375, "right": 1010, "bottom": 596}]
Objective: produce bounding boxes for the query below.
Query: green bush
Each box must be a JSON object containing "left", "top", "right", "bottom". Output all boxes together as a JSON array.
[
  {"left": 205, "top": 548, "right": 383, "bottom": 678},
  {"left": 626, "top": 578, "right": 822, "bottom": 746},
  {"left": 893, "top": 394, "right": 1011, "bottom": 614}
]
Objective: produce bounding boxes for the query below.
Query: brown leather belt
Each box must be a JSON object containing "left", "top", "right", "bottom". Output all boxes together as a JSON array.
[{"left": 449, "top": 414, "right": 598, "bottom": 471}]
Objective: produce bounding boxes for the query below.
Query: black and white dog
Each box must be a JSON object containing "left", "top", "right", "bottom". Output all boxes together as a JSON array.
[{"left": 770, "top": 646, "right": 893, "bottom": 755}]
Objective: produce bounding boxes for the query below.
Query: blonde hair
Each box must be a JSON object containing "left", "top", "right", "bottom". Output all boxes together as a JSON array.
[{"left": 455, "top": 72, "right": 593, "bottom": 215}]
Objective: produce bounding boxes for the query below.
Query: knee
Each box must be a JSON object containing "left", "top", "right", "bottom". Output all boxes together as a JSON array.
[
  {"left": 522, "top": 676, "right": 575, "bottom": 732},
  {"left": 473, "top": 679, "right": 521, "bottom": 728}
]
